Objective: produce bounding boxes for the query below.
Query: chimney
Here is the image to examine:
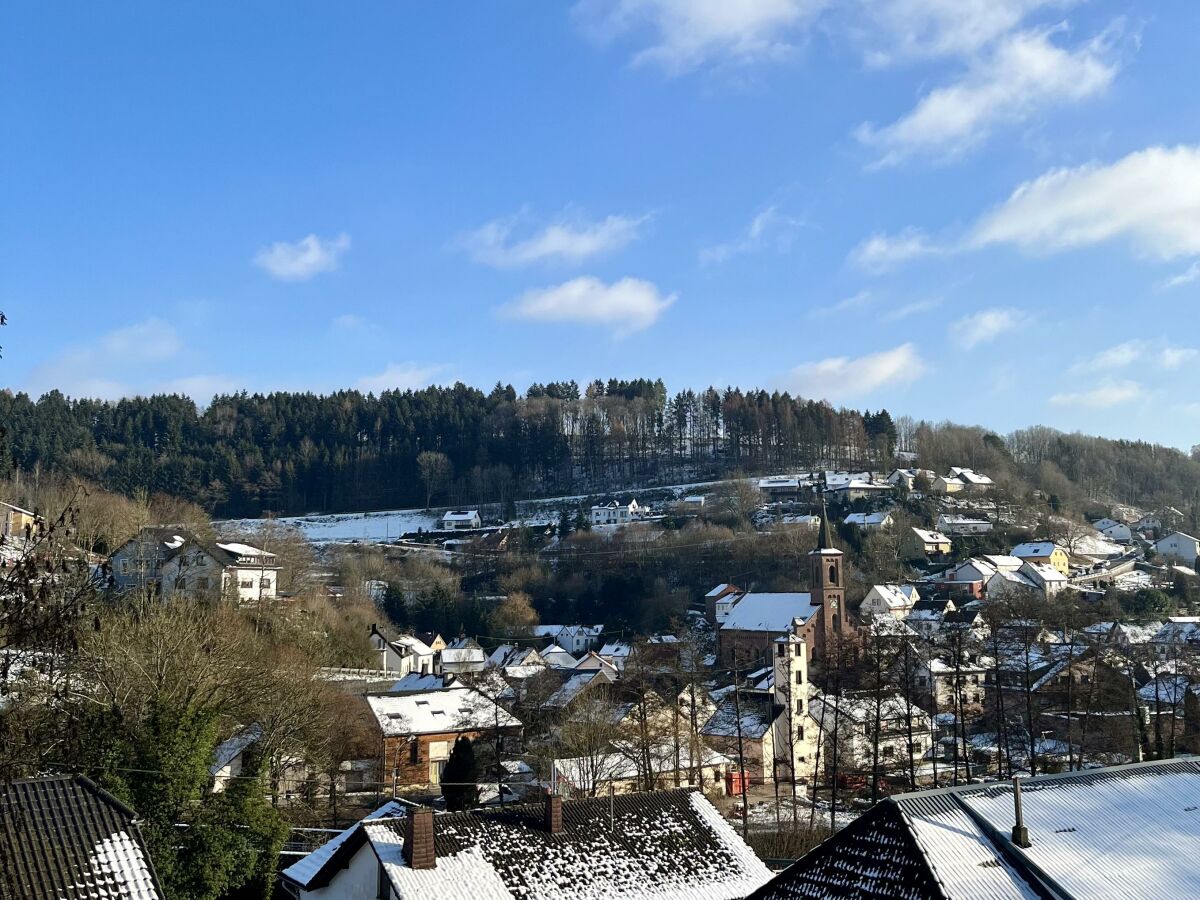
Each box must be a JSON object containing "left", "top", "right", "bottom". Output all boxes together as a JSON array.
[
  {"left": 403, "top": 807, "right": 436, "bottom": 869},
  {"left": 544, "top": 792, "right": 563, "bottom": 835},
  {"left": 1011, "top": 777, "right": 1031, "bottom": 848}
]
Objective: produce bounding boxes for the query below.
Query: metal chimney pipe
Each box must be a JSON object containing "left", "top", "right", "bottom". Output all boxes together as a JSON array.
[{"left": 1011, "top": 776, "right": 1031, "bottom": 848}]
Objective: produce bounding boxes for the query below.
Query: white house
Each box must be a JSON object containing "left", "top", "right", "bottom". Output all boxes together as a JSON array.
[
  {"left": 110, "top": 527, "right": 281, "bottom": 602},
  {"left": 809, "top": 692, "right": 933, "bottom": 775},
  {"left": 986, "top": 561, "right": 1067, "bottom": 600},
  {"left": 945, "top": 555, "right": 1022, "bottom": 586},
  {"left": 859, "top": 584, "right": 919, "bottom": 619},
  {"left": 1096, "top": 520, "right": 1132, "bottom": 543},
  {"left": 441, "top": 510, "right": 481, "bottom": 530},
  {"left": 936, "top": 514, "right": 993, "bottom": 535},
  {"left": 589, "top": 499, "right": 642, "bottom": 526},
  {"left": 1155, "top": 532, "right": 1200, "bottom": 564},
  {"left": 829, "top": 479, "right": 894, "bottom": 503},
  {"left": 370, "top": 626, "right": 438, "bottom": 676},
  {"left": 845, "top": 511, "right": 893, "bottom": 530},
  {"left": 532, "top": 624, "right": 604, "bottom": 655}
]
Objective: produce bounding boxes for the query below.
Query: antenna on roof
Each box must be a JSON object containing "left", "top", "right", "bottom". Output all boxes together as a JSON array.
[{"left": 1011, "top": 776, "right": 1032, "bottom": 848}]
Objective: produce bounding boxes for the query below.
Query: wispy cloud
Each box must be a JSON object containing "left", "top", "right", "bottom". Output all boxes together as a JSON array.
[
  {"left": 461, "top": 210, "right": 648, "bottom": 268},
  {"left": 333, "top": 313, "right": 369, "bottom": 330},
  {"left": 1159, "top": 261, "right": 1200, "bottom": 290},
  {"left": 253, "top": 233, "right": 350, "bottom": 282},
  {"left": 574, "top": 0, "right": 825, "bottom": 73},
  {"left": 1161, "top": 347, "right": 1199, "bottom": 370},
  {"left": 948, "top": 307, "right": 1026, "bottom": 348},
  {"left": 881, "top": 297, "right": 942, "bottom": 321},
  {"left": 356, "top": 362, "right": 446, "bottom": 394},
  {"left": 850, "top": 228, "right": 941, "bottom": 272},
  {"left": 1049, "top": 379, "right": 1143, "bottom": 409},
  {"left": 781, "top": 342, "right": 926, "bottom": 401},
  {"left": 1070, "top": 340, "right": 1145, "bottom": 372},
  {"left": 853, "top": 145, "right": 1200, "bottom": 273},
  {"left": 700, "top": 206, "right": 805, "bottom": 264},
  {"left": 501, "top": 276, "right": 675, "bottom": 335},
  {"left": 858, "top": 24, "right": 1120, "bottom": 167}
]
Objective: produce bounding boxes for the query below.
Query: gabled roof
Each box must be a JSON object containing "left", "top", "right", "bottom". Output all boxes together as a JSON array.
[
  {"left": 367, "top": 687, "right": 521, "bottom": 736},
  {"left": 1011, "top": 541, "right": 1061, "bottom": 558},
  {"left": 721, "top": 592, "right": 818, "bottom": 633},
  {"left": 701, "top": 691, "right": 776, "bottom": 739},
  {"left": 280, "top": 799, "right": 411, "bottom": 889},
  {"left": 326, "top": 789, "right": 771, "bottom": 900},
  {"left": 753, "top": 760, "right": 1200, "bottom": 900},
  {"left": 912, "top": 527, "right": 952, "bottom": 545},
  {"left": 0, "top": 775, "right": 163, "bottom": 900}
]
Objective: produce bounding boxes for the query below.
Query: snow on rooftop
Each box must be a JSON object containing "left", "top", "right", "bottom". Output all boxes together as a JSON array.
[
  {"left": 720, "top": 592, "right": 817, "bottom": 633},
  {"left": 281, "top": 801, "right": 408, "bottom": 888},
  {"left": 367, "top": 687, "right": 520, "bottom": 736},
  {"left": 214, "top": 541, "right": 269, "bottom": 556}
]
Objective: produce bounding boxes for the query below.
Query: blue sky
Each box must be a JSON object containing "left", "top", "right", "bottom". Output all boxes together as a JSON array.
[{"left": 4, "top": 1, "right": 1200, "bottom": 447}]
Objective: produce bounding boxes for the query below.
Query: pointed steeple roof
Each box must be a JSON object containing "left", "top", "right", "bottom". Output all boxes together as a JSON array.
[{"left": 813, "top": 498, "right": 840, "bottom": 554}]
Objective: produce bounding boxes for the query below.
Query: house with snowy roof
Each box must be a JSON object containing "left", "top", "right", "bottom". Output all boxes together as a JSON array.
[
  {"left": 1155, "top": 531, "right": 1200, "bottom": 564},
  {"left": 705, "top": 582, "right": 745, "bottom": 624},
  {"left": 281, "top": 788, "right": 771, "bottom": 900},
  {"left": 1094, "top": 518, "right": 1133, "bottom": 542},
  {"left": 366, "top": 686, "right": 522, "bottom": 789},
  {"left": 886, "top": 468, "right": 935, "bottom": 492},
  {"left": 902, "top": 527, "right": 952, "bottom": 559},
  {"left": 440, "top": 509, "right": 481, "bottom": 530},
  {"left": 859, "top": 584, "right": 919, "bottom": 619},
  {"left": 807, "top": 692, "right": 933, "bottom": 779},
  {"left": 531, "top": 623, "right": 604, "bottom": 655},
  {"left": 750, "top": 759, "right": 1200, "bottom": 900},
  {"left": 758, "top": 476, "right": 803, "bottom": 500},
  {"left": 845, "top": 510, "right": 893, "bottom": 530},
  {"left": 703, "top": 632, "right": 819, "bottom": 788},
  {"left": 0, "top": 774, "right": 164, "bottom": 899},
  {"left": 904, "top": 598, "right": 956, "bottom": 637},
  {"left": 110, "top": 526, "right": 282, "bottom": 601},
  {"left": 553, "top": 741, "right": 734, "bottom": 797},
  {"left": 370, "top": 625, "right": 438, "bottom": 677},
  {"left": 1011, "top": 540, "right": 1070, "bottom": 575},
  {"left": 936, "top": 514, "right": 993, "bottom": 535},
  {"left": 588, "top": 498, "right": 643, "bottom": 526}
]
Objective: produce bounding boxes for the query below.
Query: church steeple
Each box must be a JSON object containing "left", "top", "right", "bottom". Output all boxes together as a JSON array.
[
  {"left": 809, "top": 495, "right": 846, "bottom": 656},
  {"left": 816, "top": 497, "right": 835, "bottom": 552}
]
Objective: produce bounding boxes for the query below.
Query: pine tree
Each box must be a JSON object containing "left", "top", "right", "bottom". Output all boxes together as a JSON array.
[{"left": 441, "top": 736, "right": 479, "bottom": 812}]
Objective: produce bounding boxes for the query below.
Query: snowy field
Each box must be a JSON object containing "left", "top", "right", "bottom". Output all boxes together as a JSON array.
[{"left": 217, "top": 479, "right": 729, "bottom": 545}]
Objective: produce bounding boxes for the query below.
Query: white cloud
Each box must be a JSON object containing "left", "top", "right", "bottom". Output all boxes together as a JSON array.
[
  {"left": 1070, "top": 340, "right": 1145, "bottom": 372},
  {"left": 948, "top": 308, "right": 1025, "bottom": 349},
  {"left": 461, "top": 211, "right": 648, "bottom": 268},
  {"left": 1049, "top": 379, "right": 1143, "bottom": 408},
  {"left": 881, "top": 297, "right": 942, "bottom": 321},
  {"left": 701, "top": 206, "right": 804, "bottom": 264},
  {"left": 26, "top": 318, "right": 184, "bottom": 399},
  {"left": 574, "top": 0, "right": 824, "bottom": 72},
  {"left": 858, "top": 24, "right": 1118, "bottom": 166},
  {"left": 157, "top": 374, "right": 239, "bottom": 403},
  {"left": 781, "top": 342, "right": 926, "bottom": 401},
  {"left": 333, "top": 313, "right": 368, "bottom": 330},
  {"left": 851, "top": 228, "right": 941, "bottom": 272},
  {"left": 1159, "top": 261, "right": 1200, "bottom": 290},
  {"left": 970, "top": 146, "right": 1200, "bottom": 258},
  {"left": 502, "top": 276, "right": 675, "bottom": 335},
  {"left": 253, "top": 233, "right": 350, "bottom": 282},
  {"left": 1162, "top": 347, "right": 1199, "bottom": 370},
  {"left": 356, "top": 362, "right": 446, "bottom": 395},
  {"left": 854, "top": 0, "right": 1064, "bottom": 65},
  {"left": 858, "top": 145, "right": 1200, "bottom": 271}
]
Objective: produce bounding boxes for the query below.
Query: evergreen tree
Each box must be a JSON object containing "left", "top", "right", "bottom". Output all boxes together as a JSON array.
[{"left": 441, "top": 736, "right": 479, "bottom": 812}]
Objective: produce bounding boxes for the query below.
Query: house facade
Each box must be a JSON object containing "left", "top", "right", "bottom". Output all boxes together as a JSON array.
[
  {"left": 110, "top": 527, "right": 280, "bottom": 601},
  {"left": 589, "top": 499, "right": 642, "bottom": 526},
  {"left": 441, "top": 510, "right": 481, "bottom": 530},
  {"left": 1156, "top": 532, "right": 1200, "bottom": 563},
  {"left": 1011, "top": 540, "right": 1070, "bottom": 575}
]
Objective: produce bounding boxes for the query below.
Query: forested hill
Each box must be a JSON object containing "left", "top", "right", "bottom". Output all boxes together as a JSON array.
[{"left": 1, "top": 379, "right": 1197, "bottom": 520}]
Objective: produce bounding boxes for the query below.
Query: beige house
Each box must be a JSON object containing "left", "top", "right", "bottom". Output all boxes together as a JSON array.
[
  {"left": 109, "top": 527, "right": 281, "bottom": 602},
  {"left": 903, "top": 527, "right": 953, "bottom": 558},
  {"left": 0, "top": 501, "right": 39, "bottom": 540},
  {"left": 1011, "top": 540, "right": 1070, "bottom": 575}
]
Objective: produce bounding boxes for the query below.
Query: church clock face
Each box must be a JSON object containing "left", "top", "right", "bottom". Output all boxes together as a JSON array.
[{"left": 829, "top": 598, "right": 839, "bottom": 610}]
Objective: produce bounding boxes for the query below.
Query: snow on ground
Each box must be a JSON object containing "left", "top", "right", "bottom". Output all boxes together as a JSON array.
[
  {"left": 217, "top": 508, "right": 442, "bottom": 544},
  {"left": 1071, "top": 532, "right": 1125, "bottom": 558},
  {"left": 218, "top": 478, "right": 731, "bottom": 545}
]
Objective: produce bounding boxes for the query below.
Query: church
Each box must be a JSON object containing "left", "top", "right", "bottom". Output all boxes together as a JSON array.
[{"left": 715, "top": 508, "right": 854, "bottom": 669}]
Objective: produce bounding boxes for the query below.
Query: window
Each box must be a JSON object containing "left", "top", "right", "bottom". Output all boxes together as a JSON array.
[
  {"left": 882, "top": 746, "right": 895, "bottom": 758},
  {"left": 410, "top": 743, "right": 419, "bottom": 765},
  {"left": 829, "top": 565, "right": 839, "bottom": 585},
  {"left": 260, "top": 579, "right": 272, "bottom": 590},
  {"left": 240, "top": 579, "right": 253, "bottom": 589},
  {"left": 796, "top": 700, "right": 804, "bottom": 715},
  {"left": 176, "top": 577, "right": 186, "bottom": 590},
  {"left": 777, "top": 644, "right": 786, "bottom": 658},
  {"left": 197, "top": 577, "right": 209, "bottom": 590},
  {"left": 120, "top": 560, "right": 129, "bottom": 574},
  {"left": 794, "top": 644, "right": 802, "bottom": 658},
  {"left": 798, "top": 726, "right": 805, "bottom": 740},
  {"left": 429, "top": 760, "right": 446, "bottom": 785},
  {"left": 796, "top": 672, "right": 804, "bottom": 685}
]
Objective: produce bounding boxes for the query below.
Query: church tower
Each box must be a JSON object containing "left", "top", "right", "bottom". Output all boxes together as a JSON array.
[{"left": 808, "top": 500, "right": 845, "bottom": 655}]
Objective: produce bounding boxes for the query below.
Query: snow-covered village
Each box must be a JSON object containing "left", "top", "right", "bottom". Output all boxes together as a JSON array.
[{"left": 7, "top": 3, "right": 1200, "bottom": 899}]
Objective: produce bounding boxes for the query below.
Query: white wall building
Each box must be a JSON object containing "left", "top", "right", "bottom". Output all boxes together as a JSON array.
[
  {"left": 589, "top": 499, "right": 643, "bottom": 526},
  {"left": 441, "top": 510, "right": 481, "bottom": 530},
  {"left": 1156, "top": 532, "right": 1200, "bottom": 563}
]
